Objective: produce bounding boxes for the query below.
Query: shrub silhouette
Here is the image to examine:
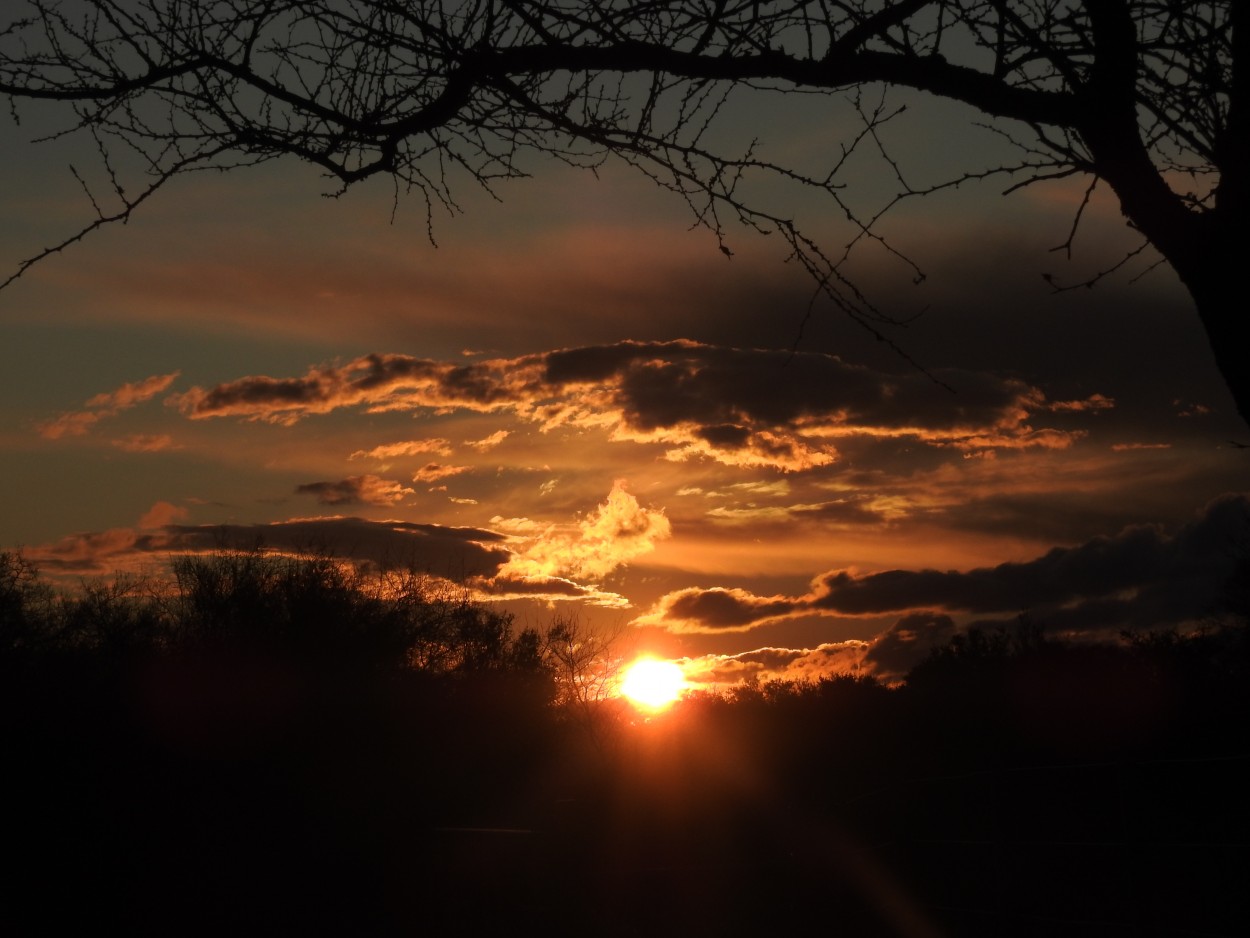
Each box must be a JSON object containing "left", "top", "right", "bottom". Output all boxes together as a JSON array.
[{"left": 3, "top": 548, "right": 1247, "bottom": 936}]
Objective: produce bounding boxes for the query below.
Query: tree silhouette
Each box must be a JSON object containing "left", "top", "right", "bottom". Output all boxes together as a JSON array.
[{"left": 0, "top": 2, "right": 1242, "bottom": 420}]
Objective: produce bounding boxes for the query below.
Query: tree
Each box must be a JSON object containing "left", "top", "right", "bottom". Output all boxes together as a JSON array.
[{"left": 1, "top": 2, "right": 1243, "bottom": 421}]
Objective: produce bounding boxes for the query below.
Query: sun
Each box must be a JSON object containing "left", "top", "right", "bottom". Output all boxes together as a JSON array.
[{"left": 619, "top": 657, "right": 686, "bottom": 709}]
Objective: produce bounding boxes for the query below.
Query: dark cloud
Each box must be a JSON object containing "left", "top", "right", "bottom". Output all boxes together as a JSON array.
[
  {"left": 638, "top": 587, "right": 802, "bottom": 632},
  {"left": 860, "top": 612, "right": 961, "bottom": 681},
  {"left": 295, "top": 475, "right": 414, "bottom": 506},
  {"left": 640, "top": 494, "right": 1250, "bottom": 637},
  {"left": 28, "top": 517, "right": 511, "bottom": 580},
  {"left": 175, "top": 341, "right": 1099, "bottom": 472},
  {"left": 809, "top": 495, "right": 1248, "bottom": 617},
  {"left": 175, "top": 354, "right": 520, "bottom": 425}
]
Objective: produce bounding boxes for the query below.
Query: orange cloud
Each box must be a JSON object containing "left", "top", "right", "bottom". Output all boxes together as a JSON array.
[
  {"left": 466, "top": 430, "right": 510, "bottom": 451},
  {"left": 681, "top": 642, "right": 871, "bottom": 690},
  {"left": 350, "top": 438, "right": 452, "bottom": 460},
  {"left": 39, "top": 372, "right": 180, "bottom": 440},
  {"left": 111, "top": 434, "right": 176, "bottom": 452},
  {"left": 139, "top": 501, "right": 189, "bottom": 529},
  {"left": 412, "top": 463, "right": 472, "bottom": 483},
  {"left": 174, "top": 342, "right": 1094, "bottom": 472},
  {"left": 499, "top": 480, "right": 671, "bottom": 582}
]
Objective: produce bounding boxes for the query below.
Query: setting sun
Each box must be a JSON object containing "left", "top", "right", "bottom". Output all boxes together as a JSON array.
[{"left": 620, "top": 657, "right": 687, "bottom": 709}]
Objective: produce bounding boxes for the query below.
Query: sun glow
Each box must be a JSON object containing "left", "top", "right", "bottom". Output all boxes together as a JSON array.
[{"left": 620, "top": 657, "right": 686, "bottom": 709}]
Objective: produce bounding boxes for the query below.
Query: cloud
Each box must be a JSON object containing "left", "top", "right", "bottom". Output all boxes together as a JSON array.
[
  {"left": 38, "top": 410, "right": 104, "bottom": 439},
  {"left": 39, "top": 372, "right": 180, "bottom": 439},
  {"left": 350, "top": 438, "right": 452, "bottom": 460},
  {"left": 173, "top": 353, "right": 521, "bottom": 426},
  {"left": 635, "top": 586, "right": 803, "bottom": 633},
  {"left": 468, "top": 572, "right": 629, "bottom": 607},
  {"left": 681, "top": 641, "right": 871, "bottom": 688},
  {"left": 111, "top": 434, "right": 176, "bottom": 453},
  {"left": 139, "top": 501, "right": 188, "bottom": 530},
  {"left": 466, "top": 430, "right": 509, "bottom": 451},
  {"left": 489, "top": 516, "right": 543, "bottom": 534},
  {"left": 174, "top": 341, "right": 1095, "bottom": 472},
  {"left": 295, "top": 475, "right": 415, "bottom": 506},
  {"left": 499, "top": 480, "right": 671, "bottom": 581},
  {"left": 412, "top": 463, "right": 472, "bottom": 483},
  {"left": 705, "top": 497, "right": 885, "bottom": 526},
  {"left": 25, "top": 516, "right": 512, "bottom": 580},
  {"left": 859, "top": 612, "right": 962, "bottom": 681},
  {"left": 88, "top": 373, "right": 182, "bottom": 410},
  {"left": 1047, "top": 394, "right": 1115, "bottom": 413},
  {"left": 637, "top": 494, "right": 1250, "bottom": 637}
]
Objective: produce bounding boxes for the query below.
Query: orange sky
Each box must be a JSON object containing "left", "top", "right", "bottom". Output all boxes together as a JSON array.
[{"left": 2, "top": 79, "right": 1246, "bottom": 687}]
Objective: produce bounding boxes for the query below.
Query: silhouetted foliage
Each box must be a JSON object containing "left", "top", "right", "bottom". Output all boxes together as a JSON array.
[{"left": 3, "top": 548, "right": 1246, "bottom": 936}]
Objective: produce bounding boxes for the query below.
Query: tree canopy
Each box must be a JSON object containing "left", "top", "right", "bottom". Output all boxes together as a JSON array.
[{"left": 1, "top": 2, "right": 1243, "bottom": 420}]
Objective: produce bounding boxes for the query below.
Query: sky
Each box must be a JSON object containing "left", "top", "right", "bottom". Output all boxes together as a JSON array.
[{"left": 2, "top": 75, "right": 1246, "bottom": 689}]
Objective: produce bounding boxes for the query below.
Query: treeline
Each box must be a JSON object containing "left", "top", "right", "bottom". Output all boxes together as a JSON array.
[
  {"left": 1, "top": 549, "right": 553, "bottom": 677},
  {"left": 3, "top": 549, "right": 1247, "bottom": 936}
]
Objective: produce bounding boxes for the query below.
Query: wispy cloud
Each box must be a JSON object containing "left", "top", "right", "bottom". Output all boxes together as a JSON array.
[
  {"left": 412, "top": 463, "right": 472, "bottom": 483},
  {"left": 39, "top": 372, "right": 180, "bottom": 440},
  {"left": 466, "top": 430, "right": 509, "bottom": 451},
  {"left": 349, "top": 438, "right": 452, "bottom": 460},
  {"left": 111, "top": 434, "right": 176, "bottom": 453}
]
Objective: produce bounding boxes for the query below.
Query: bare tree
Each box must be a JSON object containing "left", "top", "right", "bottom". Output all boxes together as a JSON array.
[{"left": 1, "top": 3, "right": 1242, "bottom": 420}]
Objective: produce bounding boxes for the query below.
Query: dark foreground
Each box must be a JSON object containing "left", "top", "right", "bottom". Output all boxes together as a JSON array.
[
  {"left": 3, "top": 553, "right": 1247, "bottom": 936},
  {"left": 6, "top": 647, "right": 1247, "bottom": 938}
]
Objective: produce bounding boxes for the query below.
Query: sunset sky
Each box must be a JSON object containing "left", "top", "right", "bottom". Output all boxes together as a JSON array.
[{"left": 2, "top": 79, "right": 1245, "bottom": 689}]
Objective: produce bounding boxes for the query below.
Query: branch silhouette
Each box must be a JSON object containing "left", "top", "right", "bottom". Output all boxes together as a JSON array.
[{"left": 1, "top": 2, "right": 1242, "bottom": 418}]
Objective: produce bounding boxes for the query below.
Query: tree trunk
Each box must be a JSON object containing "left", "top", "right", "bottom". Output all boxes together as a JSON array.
[{"left": 1178, "top": 243, "right": 1250, "bottom": 432}]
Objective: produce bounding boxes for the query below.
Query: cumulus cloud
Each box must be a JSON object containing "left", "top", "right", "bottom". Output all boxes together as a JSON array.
[
  {"left": 637, "top": 494, "right": 1250, "bottom": 638},
  {"left": 295, "top": 475, "right": 414, "bottom": 506},
  {"left": 174, "top": 341, "right": 1096, "bottom": 472},
  {"left": 500, "top": 480, "right": 671, "bottom": 582},
  {"left": 39, "top": 372, "right": 179, "bottom": 439}
]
